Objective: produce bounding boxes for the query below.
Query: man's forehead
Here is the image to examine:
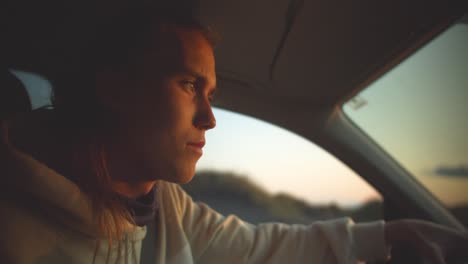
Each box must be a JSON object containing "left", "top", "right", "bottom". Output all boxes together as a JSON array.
[
  {"left": 154, "top": 27, "right": 213, "bottom": 58},
  {"left": 142, "top": 26, "right": 216, "bottom": 85},
  {"left": 176, "top": 30, "right": 216, "bottom": 85}
]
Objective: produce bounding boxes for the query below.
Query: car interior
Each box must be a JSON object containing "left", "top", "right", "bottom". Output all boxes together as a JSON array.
[
  {"left": 2, "top": 0, "right": 468, "bottom": 263},
  {"left": 198, "top": 0, "right": 468, "bottom": 230}
]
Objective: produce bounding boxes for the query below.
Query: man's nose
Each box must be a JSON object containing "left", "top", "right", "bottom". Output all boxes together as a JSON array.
[{"left": 194, "top": 98, "right": 216, "bottom": 130}]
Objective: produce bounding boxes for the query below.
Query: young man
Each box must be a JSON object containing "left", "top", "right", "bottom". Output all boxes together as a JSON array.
[{"left": 1, "top": 2, "right": 467, "bottom": 264}]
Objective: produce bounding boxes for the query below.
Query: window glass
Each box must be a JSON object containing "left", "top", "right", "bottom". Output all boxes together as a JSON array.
[
  {"left": 343, "top": 19, "right": 468, "bottom": 227},
  {"left": 10, "top": 69, "right": 53, "bottom": 109},
  {"left": 183, "top": 108, "right": 382, "bottom": 224}
]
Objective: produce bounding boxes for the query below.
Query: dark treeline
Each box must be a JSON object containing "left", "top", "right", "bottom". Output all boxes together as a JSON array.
[{"left": 182, "top": 170, "right": 384, "bottom": 224}]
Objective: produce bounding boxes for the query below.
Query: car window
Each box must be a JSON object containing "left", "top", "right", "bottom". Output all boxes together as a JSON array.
[
  {"left": 343, "top": 17, "right": 468, "bottom": 227},
  {"left": 10, "top": 69, "right": 53, "bottom": 110},
  {"left": 183, "top": 108, "right": 383, "bottom": 224}
]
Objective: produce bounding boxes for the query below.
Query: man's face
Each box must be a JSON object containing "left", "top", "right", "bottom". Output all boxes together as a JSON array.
[{"left": 100, "top": 27, "right": 216, "bottom": 184}]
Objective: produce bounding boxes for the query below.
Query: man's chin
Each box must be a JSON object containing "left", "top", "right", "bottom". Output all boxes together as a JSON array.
[
  {"left": 174, "top": 171, "right": 195, "bottom": 184},
  {"left": 177, "top": 175, "right": 195, "bottom": 184},
  {"left": 161, "top": 167, "right": 195, "bottom": 184}
]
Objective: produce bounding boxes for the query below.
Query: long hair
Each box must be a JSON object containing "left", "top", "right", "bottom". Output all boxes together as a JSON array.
[{"left": 49, "top": 0, "right": 218, "bottom": 257}]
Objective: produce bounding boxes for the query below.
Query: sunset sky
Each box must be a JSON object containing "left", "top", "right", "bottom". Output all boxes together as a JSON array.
[
  {"left": 344, "top": 22, "right": 468, "bottom": 208},
  {"left": 197, "top": 108, "right": 381, "bottom": 207}
]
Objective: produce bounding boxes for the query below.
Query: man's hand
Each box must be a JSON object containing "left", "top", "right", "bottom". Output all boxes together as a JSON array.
[{"left": 385, "top": 219, "right": 468, "bottom": 263}]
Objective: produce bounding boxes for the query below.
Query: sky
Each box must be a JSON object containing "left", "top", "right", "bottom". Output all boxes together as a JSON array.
[
  {"left": 344, "top": 23, "right": 468, "bottom": 207},
  {"left": 197, "top": 108, "right": 381, "bottom": 207}
]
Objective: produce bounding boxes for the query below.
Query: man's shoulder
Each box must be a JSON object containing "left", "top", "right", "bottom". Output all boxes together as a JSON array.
[
  {"left": 156, "top": 180, "right": 195, "bottom": 216},
  {"left": 157, "top": 181, "right": 187, "bottom": 199}
]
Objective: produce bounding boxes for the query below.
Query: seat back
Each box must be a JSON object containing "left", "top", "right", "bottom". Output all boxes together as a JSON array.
[{"left": 0, "top": 70, "right": 32, "bottom": 120}]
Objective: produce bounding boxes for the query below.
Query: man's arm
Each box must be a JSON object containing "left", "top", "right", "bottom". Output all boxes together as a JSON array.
[{"left": 163, "top": 182, "right": 389, "bottom": 264}]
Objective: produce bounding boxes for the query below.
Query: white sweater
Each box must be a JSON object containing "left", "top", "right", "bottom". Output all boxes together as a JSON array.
[{"left": 0, "top": 145, "right": 390, "bottom": 264}]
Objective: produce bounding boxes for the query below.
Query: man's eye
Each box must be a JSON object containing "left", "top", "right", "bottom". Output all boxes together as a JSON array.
[{"left": 181, "top": 81, "right": 196, "bottom": 92}]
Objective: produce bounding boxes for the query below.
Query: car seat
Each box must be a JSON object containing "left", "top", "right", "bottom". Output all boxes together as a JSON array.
[{"left": 0, "top": 69, "right": 32, "bottom": 120}]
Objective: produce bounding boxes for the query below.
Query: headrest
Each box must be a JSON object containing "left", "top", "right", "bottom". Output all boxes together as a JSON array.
[{"left": 0, "top": 70, "right": 32, "bottom": 120}]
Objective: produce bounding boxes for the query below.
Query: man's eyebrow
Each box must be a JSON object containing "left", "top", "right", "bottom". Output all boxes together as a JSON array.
[
  {"left": 179, "top": 68, "right": 217, "bottom": 91},
  {"left": 177, "top": 68, "right": 206, "bottom": 79}
]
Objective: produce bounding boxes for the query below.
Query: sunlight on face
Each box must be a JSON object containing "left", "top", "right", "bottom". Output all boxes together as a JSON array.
[{"left": 99, "top": 28, "right": 216, "bottom": 185}]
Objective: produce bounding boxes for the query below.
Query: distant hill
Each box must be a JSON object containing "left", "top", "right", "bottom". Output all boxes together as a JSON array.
[{"left": 181, "top": 170, "right": 383, "bottom": 224}]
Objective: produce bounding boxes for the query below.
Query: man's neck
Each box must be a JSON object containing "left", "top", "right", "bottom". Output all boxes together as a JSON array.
[{"left": 111, "top": 180, "right": 157, "bottom": 198}]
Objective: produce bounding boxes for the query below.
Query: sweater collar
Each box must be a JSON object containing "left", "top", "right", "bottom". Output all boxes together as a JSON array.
[{"left": 117, "top": 185, "right": 159, "bottom": 227}]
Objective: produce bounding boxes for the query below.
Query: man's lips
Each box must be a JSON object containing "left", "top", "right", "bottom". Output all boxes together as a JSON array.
[
  {"left": 187, "top": 141, "right": 205, "bottom": 148},
  {"left": 187, "top": 141, "right": 205, "bottom": 155}
]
